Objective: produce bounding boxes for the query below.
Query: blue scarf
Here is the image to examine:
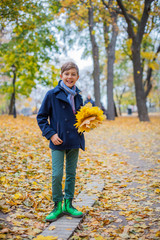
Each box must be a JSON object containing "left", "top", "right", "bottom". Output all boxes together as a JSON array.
[{"left": 60, "top": 80, "right": 77, "bottom": 114}]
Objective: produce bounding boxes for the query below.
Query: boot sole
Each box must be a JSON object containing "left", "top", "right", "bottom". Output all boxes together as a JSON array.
[
  {"left": 63, "top": 211, "right": 83, "bottom": 218},
  {"left": 45, "top": 213, "right": 64, "bottom": 222}
]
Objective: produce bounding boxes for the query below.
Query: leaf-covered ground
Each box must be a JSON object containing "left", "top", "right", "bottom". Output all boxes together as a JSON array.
[{"left": 0, "top": 115, "right": 160, "bottom": 239}]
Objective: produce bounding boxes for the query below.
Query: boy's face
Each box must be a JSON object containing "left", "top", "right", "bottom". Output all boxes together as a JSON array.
[{"left": 60, "top": 68, "right": 79, "bottom": 88}]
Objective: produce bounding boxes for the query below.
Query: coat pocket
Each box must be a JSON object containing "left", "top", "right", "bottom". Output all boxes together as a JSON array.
[{"left": 57, "top": 122, "right": 63, "bottom": 141}]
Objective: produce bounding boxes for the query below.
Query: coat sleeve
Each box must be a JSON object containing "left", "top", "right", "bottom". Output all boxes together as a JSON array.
[{"left": 37, "top": 91, "right": 56, "bottom": 140}]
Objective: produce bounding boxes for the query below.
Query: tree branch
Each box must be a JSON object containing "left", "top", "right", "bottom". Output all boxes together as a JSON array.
[
  {"left": 116, "top": 0, "right": 136, "bottom": 39},
  {"left": 144, "top": 44, "right": 160, "bottom": 98},
  {"left": 61, "top": 3, "right": 88, "bottom": 22},
  {"left": 121, "top": 43, "right": 132, "bottom": 61},
  {"left": 138, "top": 0, "right": 154, "bottom": 44},
  {"left": 101, "top": 0, "right": 140, "bottom": 25}
]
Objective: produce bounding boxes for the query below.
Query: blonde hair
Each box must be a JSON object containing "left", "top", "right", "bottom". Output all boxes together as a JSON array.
[{"left": 61, "top": 62, "right": 79, "bottom": 75}]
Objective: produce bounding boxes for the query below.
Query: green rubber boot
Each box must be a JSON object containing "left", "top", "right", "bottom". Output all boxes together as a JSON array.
[
  {"left": 62, "top": 199, "right": 83, "bottom": 218},
  {"left": 45, "top": 201, "right": 63, "bottom": 222}
]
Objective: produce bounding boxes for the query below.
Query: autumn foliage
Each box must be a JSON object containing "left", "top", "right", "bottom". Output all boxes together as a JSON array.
[
  {"left": 74, "top": 103, "right": 106, "bottom": 133},
  {"left": 0, "top": 115, "right": 160, "bottom": 239}
]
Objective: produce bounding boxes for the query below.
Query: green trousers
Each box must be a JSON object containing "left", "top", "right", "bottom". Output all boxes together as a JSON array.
[{"left": 51, "top": 149, "right": 79, "bottom": 202}]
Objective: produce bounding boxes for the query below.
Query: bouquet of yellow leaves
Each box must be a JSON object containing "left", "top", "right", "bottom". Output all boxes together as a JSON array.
[{"left": 74, "top": 102, "right": 106, "bottom": 133}]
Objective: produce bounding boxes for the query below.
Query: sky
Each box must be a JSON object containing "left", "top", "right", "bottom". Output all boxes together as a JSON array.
[{"left": 58, "top": 48, "right": 93, "bottom": 72}]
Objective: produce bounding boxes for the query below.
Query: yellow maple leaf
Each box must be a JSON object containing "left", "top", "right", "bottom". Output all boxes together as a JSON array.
[{"left": 74, "top": 102, "right": 106, "bottom": 133}]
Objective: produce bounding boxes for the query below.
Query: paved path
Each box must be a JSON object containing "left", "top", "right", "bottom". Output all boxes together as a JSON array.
[{"left": 38, "top": 176, "right": 104, "bottom": 239}]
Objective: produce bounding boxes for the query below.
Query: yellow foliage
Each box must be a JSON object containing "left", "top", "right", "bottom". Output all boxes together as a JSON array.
[
  {"left": 0, "top": 234, "right": 7, "bottom": 239},
  {"left": 33, "top": 236, "right": 58, "bottom": 240},
  {"left": 48, "top": 225, "right": 56, "bottom": 230},
  {"left": 95, "top": 236, "right": 105, "bottom": 240},
  {"left": 148, "top": 62, "right": 159, "bottom": 70},
  {"left": 0, "top": 176, "right": 6, "bottom": 182},
  {"left": 27, "top": 97, "right": 32, "bottom": 102},
  {"left": 32, "top": 106, "right": 36, "bottom": 112},
  {"left": 126, "top": 39, "right": 132, "bottom": 51},
  {"left": 91, "top": 30, "right": 96, "bottom": 35},
  {"left": 13, "top": 193, "right": 23, "bottom": 200},
  {"left": 155, "top": 188, "right": 160, "bottom": 194},
  {"left": 156, "top": 231, "right": 160, "bottom": 237},
  {"left": 24, "top": 102, "right": 30, "bottom": 107},
  {"left": 141, "top": 51, "right": 155, "bottom": 60},
  {"left": 74, "top": 103, "right": 106, "bottom": 133},
  {"left": 0, "top": 115, "right": 160, "bottom": 239}
]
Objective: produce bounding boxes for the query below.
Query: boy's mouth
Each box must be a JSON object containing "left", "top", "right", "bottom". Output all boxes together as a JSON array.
[{"left": 66, "top": 80, "right": 73, "bottom": 84}]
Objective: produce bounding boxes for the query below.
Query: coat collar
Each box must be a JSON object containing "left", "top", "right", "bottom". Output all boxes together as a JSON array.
[
  {"left": 54, "top": 80, "right": 81, "bottom": 103},
  {"left": 54, "top": 80, "right": 81, "bottom": 93},
  {"left": 54, "top": 80, "right": 80, "bottom": 109}
]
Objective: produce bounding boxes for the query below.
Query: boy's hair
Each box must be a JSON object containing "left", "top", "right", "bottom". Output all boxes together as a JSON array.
[{"left": 61, "top": 62, "right": 79, "bottom": 76}]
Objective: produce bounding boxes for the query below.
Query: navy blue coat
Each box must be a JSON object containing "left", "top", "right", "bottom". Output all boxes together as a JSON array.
[{"left": 37, "top": 81, "right": 85, "bottom": 151}]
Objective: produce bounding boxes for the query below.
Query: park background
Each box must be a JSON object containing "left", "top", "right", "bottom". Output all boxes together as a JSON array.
[
  {"left": 0, "top": 0, "right": 160, "bottom": 240},
  {"left": 0, "top": 0, "right": 160, "bottom": 120}
]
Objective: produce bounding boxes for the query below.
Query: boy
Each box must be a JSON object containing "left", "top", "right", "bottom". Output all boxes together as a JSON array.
[{"left": 37, "top": 62, "right": 85, "bottom": 222}]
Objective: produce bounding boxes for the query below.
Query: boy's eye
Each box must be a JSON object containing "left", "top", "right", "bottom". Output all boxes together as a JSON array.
[{"left": 65, "top": 72, "right": 76, "bottom": 76}]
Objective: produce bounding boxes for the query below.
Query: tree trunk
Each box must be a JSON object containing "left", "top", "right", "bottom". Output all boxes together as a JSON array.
[
  {"left": 88, "top": 1, "right": 101, "bottom": 107},
  {"left": 116, "top": 0, "right": 152, "bottom": 122},
  {"left": 104, "top": 11, "right": 118, "bottom": 120},
  {"left": 9, "top": 93, "right": 14, "bottom": 115},
  {"left": 9, "top": 68, "right": 16, "bottom": 117},
  {"left": 132, "top": 41, "right": 149, "bottom": 121},
  {"left": 118, "top": 100, "right": 122, "bottom": 116},
  {"left": 144, "top": 44, "right": 160, "bottom": 98},
  {"left": 114, "top": 101, "right": 118, "bottom": 117}
]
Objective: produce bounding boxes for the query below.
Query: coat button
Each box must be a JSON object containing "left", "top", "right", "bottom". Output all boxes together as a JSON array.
[
  {"left": 62, "top": 105, "right": 65, "bottom": 109},
  {"left": 66, "top": 130, "right": 69, "bottom": 134},
  {"left": 65, "top": 118, "right": 67, "bottom": 122}
]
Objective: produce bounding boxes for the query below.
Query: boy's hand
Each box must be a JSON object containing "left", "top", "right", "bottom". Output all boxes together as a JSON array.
[{"left": 51, "top": 134, "right": 63, "bottom": 145}]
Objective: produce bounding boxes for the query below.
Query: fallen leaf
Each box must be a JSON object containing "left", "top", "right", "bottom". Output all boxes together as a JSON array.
[
  {"left": 66, "top": 216, "right": 72, "bottom": 220},
  {"left": 48, "top": 225, "right": 56, "bottom": 230}
]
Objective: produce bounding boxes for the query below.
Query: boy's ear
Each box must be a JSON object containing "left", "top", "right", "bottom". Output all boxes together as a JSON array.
[{"left": 60, "top": 74, "right": 62, "bottom": 79}]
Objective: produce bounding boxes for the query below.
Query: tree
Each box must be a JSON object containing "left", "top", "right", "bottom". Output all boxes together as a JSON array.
[
  {"left": 116, "top": 0, "right": 159, "bottom": 121},
  {"left": 114, "top": 56, "right": 133, "bottom": 115},
  {"left": 59, "top": 0, "right": 121, "bottom": 114},
  {"left": 57, "top": 0, "right": 101, "bottom": 106},
  {"left": 88, "top": 0, "right": 101, "bottom": 107},
  {"left": 102, "top": 0, "right": 160, "bottom": 121},
  {"left": 0, "top": 0, "right": 60, "bottom": 114},
  {"left": 144, "top": 44, "right": 160, "bottom": 98},
  {"left": 103, "top": 0, "right": 119, "bottom": 120}
]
